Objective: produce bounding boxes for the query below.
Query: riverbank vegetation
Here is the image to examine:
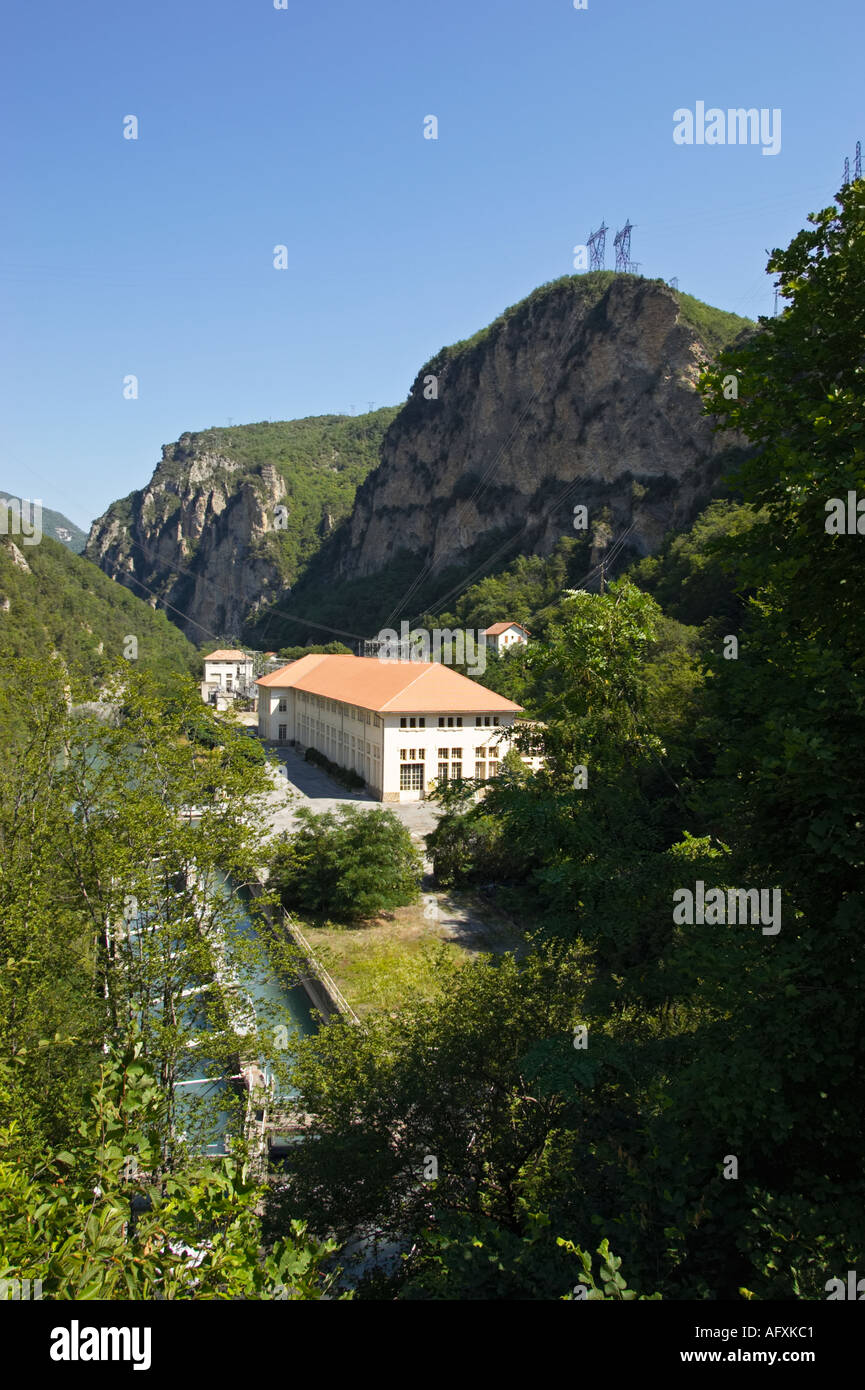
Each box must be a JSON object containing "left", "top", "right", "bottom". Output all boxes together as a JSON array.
[{"left": 0, "top": 663, "right": 337, "bottom": 1297}]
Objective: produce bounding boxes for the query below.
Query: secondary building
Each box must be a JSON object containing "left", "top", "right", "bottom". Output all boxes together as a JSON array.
[
  {"left": 484, "top": 621, "right": 530, "bottom": 655},
  {"left": 201, "top": 649, "right": 256, "bottom": 708},
  {"left": 257, "top": 653, "right": 524, "bottom": 802}
]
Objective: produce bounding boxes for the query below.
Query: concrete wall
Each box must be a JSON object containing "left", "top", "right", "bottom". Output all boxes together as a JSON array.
[{"left": 247, "top": 880, "right": 344, "bottom": 1021}]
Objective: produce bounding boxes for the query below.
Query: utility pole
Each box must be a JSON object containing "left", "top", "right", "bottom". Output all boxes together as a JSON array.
[
  {"left": 613, "top": 220, "right": 634, "bottom": 272},
  {"left": 587, "top": 221, "right": 608, "bottom": 271}
]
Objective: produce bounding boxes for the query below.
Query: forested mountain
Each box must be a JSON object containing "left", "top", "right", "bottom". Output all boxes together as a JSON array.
[
  {"left": 4, "top": 182, "right": 862, "bottom": 1308},
  {"left": 263, "top": 183, "right": 865, "bottom": 1300},
  {"left": 0, "top": 532, "right": 198, "bottom": 681},
  {"left": 85, "top": 276, "right": 752, "bottom": 649},
  {"left": 85, "top": 411, "right": 399, "bottom": 643},
  {"left": 0, "top": 492, "right": 87, "bottom": 553}
]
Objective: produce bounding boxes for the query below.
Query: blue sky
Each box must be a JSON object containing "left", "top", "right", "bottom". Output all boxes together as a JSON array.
[{"left": 0, "top": 0, "right": 860, "bottom": 530}]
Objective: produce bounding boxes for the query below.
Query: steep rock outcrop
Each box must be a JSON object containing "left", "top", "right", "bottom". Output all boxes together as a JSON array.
[
  {"left": 87, "top": 276, "right": 750, "bottom": 642},
  {"left": 85, "top": 411, "right": 396, "bottom": 642},
  {"left": 86, "top": 442, "right": 285, "bottom": 641},
  {"left": 332, "top": 274, "right": 749, "bottom": 586}
]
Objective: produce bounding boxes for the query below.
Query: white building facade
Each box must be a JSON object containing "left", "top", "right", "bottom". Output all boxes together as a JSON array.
[
  {"left": 257, "top": 653, "right": 524, "bottom": 802},
  {"left": 202, "top": 649, "right": 256, "bottom": 706},
  {"left": 484, "top": 622, "right": 530, "bottom": 656}
]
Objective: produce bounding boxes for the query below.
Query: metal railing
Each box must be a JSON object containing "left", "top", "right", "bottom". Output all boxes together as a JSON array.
[
  {"left": 246, "top": 877, "right": 359, "bottom": 1024},
  {"left": 281, "top": 908, "right": 360, "bottom": 1024}
]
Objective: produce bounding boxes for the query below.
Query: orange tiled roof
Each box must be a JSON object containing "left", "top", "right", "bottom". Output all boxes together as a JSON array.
[
  {"left": 257, "top": 654, "right": 522, "bottom": 713},
  {"left": 484, "top": 622, "right": 530, "bottom": 637},
  {"left": 204, "top": 649, "right": 250, "bottom": 661}
]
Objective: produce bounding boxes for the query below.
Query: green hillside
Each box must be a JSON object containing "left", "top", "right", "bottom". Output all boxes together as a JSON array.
[
  {"left": 0, "top": 492, "right": 87, "bottom": 553},
  {"left": 0, "top": 534, "right": 198, "bottom": 682},
  {"left": 161, "top": 410, "right": 399, "bottom": 591}
]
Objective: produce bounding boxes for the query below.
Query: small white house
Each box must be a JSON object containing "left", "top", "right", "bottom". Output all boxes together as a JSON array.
[
  {"left": 201, "top": 649, "right": 256, "bottom": 707},
  {"left": 483, "top": 622, "right": 530, "bottom": 656},
  {"left": 257, "top": 653, "right": 524, "bottom": 802}
]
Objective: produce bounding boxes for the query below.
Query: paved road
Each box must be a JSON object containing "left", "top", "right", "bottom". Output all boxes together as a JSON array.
[{"left": 259, "top": 745, "right": 441, "bottom": 864}]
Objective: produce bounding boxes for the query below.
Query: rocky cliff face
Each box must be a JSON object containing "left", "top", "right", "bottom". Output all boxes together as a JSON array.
[
  {"left": 87, "top": 276, "right": 750, "bottom": 643},
  {"left": 332, "top": 274, "right": 748, "bottom": 588},
  {"left": 85, "top": 412, "right": 395, "bottom": 642},
  {"left": 86, "top": 441, "right": 287, "bottom": 641}
]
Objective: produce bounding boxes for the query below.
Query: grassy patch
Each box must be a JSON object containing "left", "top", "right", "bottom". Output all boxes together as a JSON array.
[
  {"left": 300, "top": 890, "right": 523, "bottom": 1016},
  {"left": 301, "top": 902, "right": 463, "bottom": 1015}
]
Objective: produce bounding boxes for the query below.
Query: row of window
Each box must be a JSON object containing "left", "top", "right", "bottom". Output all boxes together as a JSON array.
[
  {"left": 399, "top": 715, "right": 502, "bottom": 729},
  {"left": 295, "top": 692, "right": 381, "bottom": 728},
  {"left": 397, "top": 761, "right": 501, "bottom": 790},
  {"left": 399, "top": 747, "right": 498, "bottom": 762}
]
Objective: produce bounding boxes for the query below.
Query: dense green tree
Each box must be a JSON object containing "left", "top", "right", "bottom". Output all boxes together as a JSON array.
[
  {"left": 268, "top": 946, "right": 599, "bottom": 1295},
  {"left": 0, "top": 537, "right": 197, "bottom": 688},
  {"left": 0, "top": 657, "right": 300, "bottom": 1167},
  {"left": 269, "top": 805, "right": 422, "bottom": 922}
]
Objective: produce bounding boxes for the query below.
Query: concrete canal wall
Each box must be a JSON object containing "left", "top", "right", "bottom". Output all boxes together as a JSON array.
[{"left": 246, "top": 880, "right": 358, "bottom": 1024}]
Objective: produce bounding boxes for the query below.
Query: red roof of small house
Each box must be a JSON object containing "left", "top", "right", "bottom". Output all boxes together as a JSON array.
[
  {"left": 204, "top": 649, "right": 250, "bottom": 661},
  {"left": 484, "top": 622, "right": 530, "bottom": 637}
]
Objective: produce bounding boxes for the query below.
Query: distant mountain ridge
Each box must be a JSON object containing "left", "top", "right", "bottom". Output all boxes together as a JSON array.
[{"left": 0, "top": 492, "right": 87, "bottom": 553}]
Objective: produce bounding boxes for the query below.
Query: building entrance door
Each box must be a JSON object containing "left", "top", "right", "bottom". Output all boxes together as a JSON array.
[{"left": 399, "top": 763, "right": 424, "bottom": 800}]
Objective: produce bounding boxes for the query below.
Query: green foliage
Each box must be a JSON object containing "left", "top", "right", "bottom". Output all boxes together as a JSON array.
[
  {"left": 672, "top": 291, "right": 754, "bottom": 360},
  {"left": 269, "top": 805, "right": 423, "bottom": 922},
  {"left": 198, "top": 411, "right": 398, "bottom": 628},
  {"left": 269, "top": 946, "right": 594, "bottom": 1293},
  {"left": 303, "top": 744, "right": 365, "bottom": 789},
  {"left": 275, "top": 642, "right": 352, "bottom": 659},
  {"left": 0, "top": 1044, "right": 344, "bottom": 1299},
  {"left": 558, "top": 1238, "right": 661, "bottom": 1300},
  {"left": 0, "top": 535, "right": 198, "bottom": 687},
  {"left": 0, "top": 657, "right": 290, "bottom": 1166},
  {"left": 629, "top": 498, "right": 764, "bottom": 630},
  {"left": 428, "top": 538, "right": 590, "bottom": 637},
  {"left": 0, "top": 493, "right": 87, "bottom": 553}
]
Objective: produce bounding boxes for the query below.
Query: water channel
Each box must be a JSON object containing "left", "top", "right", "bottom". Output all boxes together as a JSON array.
[{"left": 174, "top": 876, "right": 319, "bottom": 1157}]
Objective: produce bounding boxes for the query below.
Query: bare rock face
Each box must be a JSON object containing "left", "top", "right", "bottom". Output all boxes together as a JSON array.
[
  {"left": 333, "top": 275, "right": 745, "bottom": 585},
  {"left": 87, "top": 275, "right": 749, "bottom": 642},
  {"left": 6, "top": 543, "right": 32, "bottom": 573},
  {"left": 86, "top": 442, "right": 287, "bottom": 641}
]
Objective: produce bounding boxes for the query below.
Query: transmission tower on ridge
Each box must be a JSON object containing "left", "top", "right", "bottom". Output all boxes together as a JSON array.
[
  {"left": 613, "top": 220, "right": 634, "bottom": 272},
  {"left": 844, "top": 156, "right": 851, "bottom": 186},
  {"left": 587, "top": 221, "right": 608, "bottom": 271},
  {"left": 856, "top": 140, "right": 862, "bottom": 180}
]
